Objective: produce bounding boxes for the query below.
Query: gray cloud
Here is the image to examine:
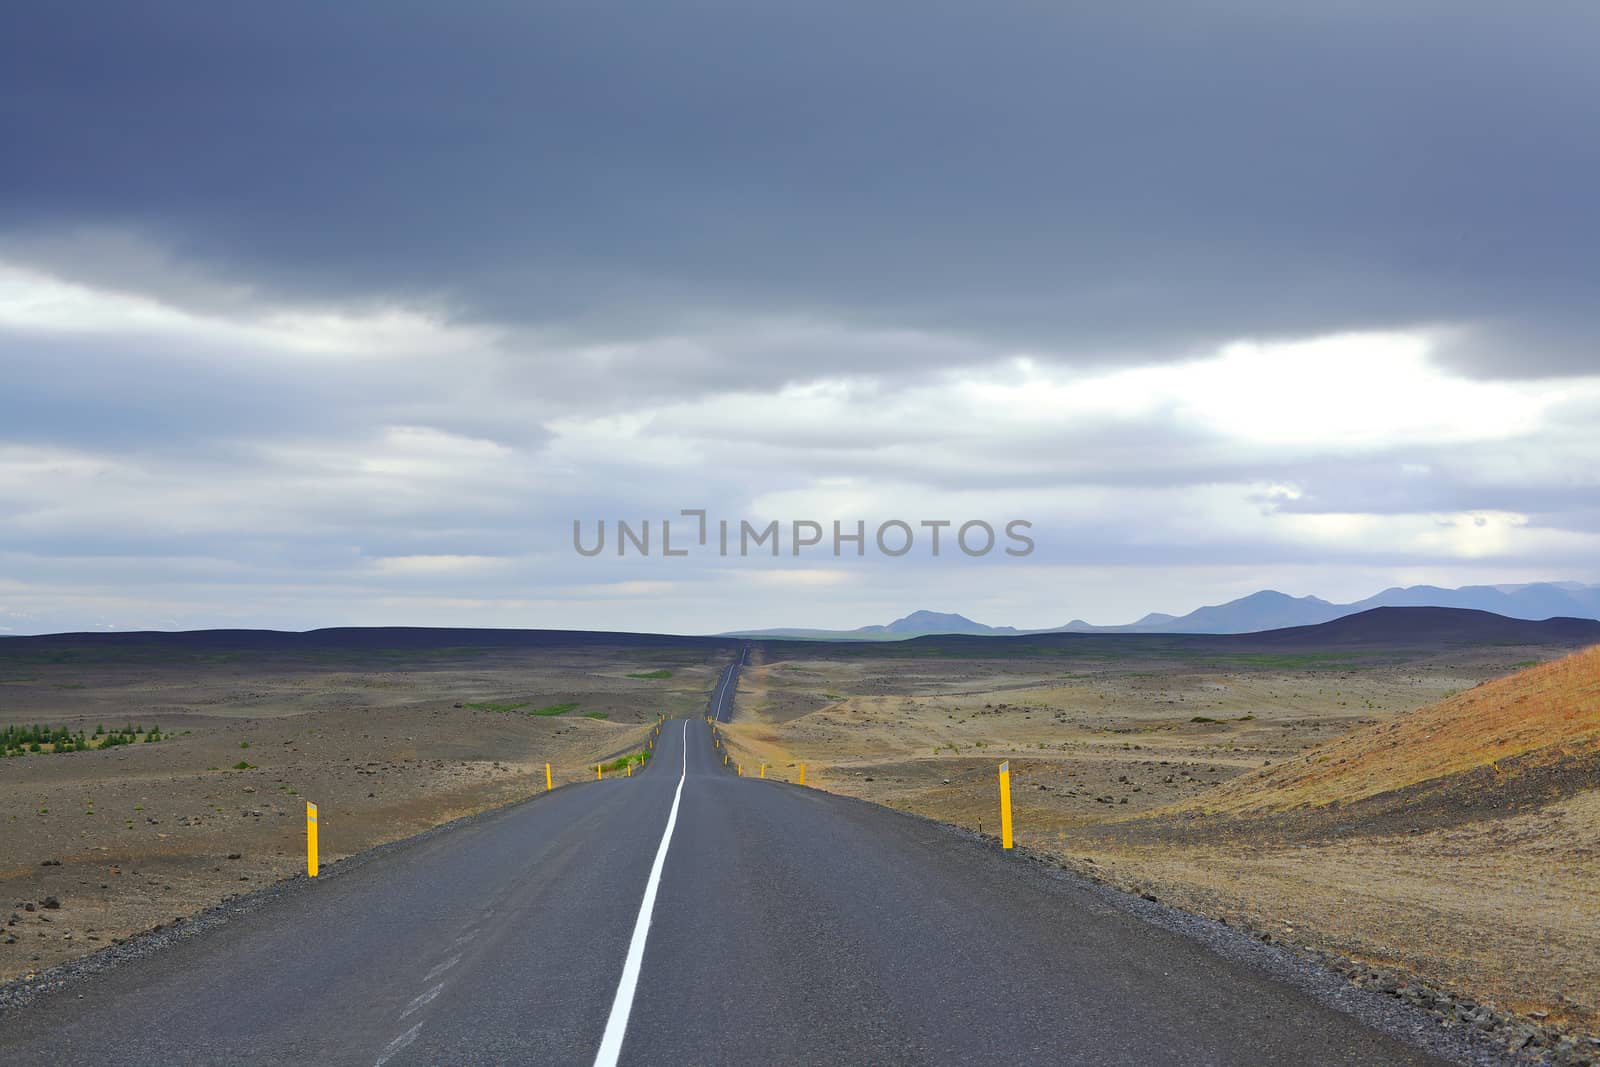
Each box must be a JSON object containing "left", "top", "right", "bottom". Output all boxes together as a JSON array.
[
  {"left": 3, "top": 3, "right": 1600, "bottom": 634},
  {"left": 3, "top": 3, "right": 1598, "bottom": 376}
]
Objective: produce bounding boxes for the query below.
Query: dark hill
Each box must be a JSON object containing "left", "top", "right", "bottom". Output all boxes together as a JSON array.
[
  {"left": 1236, "top": 606, "right": 1600, "bottom": 648},
  {"left": 0, "top": 627, "right": 736, "bottom": 662}
]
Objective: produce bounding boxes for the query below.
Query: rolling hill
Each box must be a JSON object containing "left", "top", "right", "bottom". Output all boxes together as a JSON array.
[{"left": 1182, "top": 640, "right": 1600, "bottom": 819}]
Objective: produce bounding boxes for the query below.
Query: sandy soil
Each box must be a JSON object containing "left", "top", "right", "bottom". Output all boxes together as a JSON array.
[
  {"left": 718, "top": 639, "right": 1600, "bottom": 1037},
  {"left": 0, "top": 642, "right": 725, "bottom": 980}
]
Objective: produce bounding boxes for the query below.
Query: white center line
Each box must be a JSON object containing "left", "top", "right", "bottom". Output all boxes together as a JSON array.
[
  {"left": 374, "top": 1022, "right": 423, "bottom": 1066},
  {"left": 400, "top": 983, "right": 444, "bottom": 1019},
  {"left": 593, "top": 719, "right": 688, "bottom": 1067},
  {"left": 422, "top": 954, "right": 460, "bottom": 983}
]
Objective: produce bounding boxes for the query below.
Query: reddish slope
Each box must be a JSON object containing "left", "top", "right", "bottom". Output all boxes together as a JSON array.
[{"left": 1189, "top": 644, "right": 1600, "bottom": 815}]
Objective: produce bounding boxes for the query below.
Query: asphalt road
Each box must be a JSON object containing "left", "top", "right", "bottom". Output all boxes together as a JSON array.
[
  {"left": 706, "top": 644, "right": 746, "bottom": 723},
  {"left": 0, "top": 658, "right": 1468, "bottom": 1066}
]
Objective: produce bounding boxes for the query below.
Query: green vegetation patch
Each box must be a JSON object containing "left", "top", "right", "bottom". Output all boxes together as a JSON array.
[
  {"left": 585, "top": 711, "right": 609, "bottom": 720},
  {"left": 2, "top": 722, "right": 163, "bottom": 757},
  {"left": 601, "top": 750, "right": 651, "bottom": 773},
  {"left": 528, "top": 703, "right": 578, "bottom": 716},
  {"left": 464, "top": 701, "right": 529, "bottom": 713},
  {"left": 626, "top": 669, "right": 673, "bottom": 680}
]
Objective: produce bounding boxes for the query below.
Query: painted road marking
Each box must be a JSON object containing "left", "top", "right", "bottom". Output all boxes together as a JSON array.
[
  {"left": 400, "top": 983, "right": 444, "bottom": 1019},
  {"left": 422, "top": 955, "right": 460, "bottom": 983},
  {"left": 374, "top": 1022, "right": 422, "bottom": 1066},
  {"left": 593, "top": 719, "right": 688, "bottom": 1067}
]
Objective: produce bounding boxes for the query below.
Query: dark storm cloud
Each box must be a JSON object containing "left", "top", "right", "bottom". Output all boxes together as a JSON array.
[{"left": 3, "top": 2, "right": 1597, "bottom": 374}]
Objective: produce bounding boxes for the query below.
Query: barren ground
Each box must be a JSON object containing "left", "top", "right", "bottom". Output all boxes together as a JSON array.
[
  {"left": 0, "top": 639, "right": 725, "bottom": 980},
  {"left": 718, "top": 638, "right": 1600, "bottom": 1037}
]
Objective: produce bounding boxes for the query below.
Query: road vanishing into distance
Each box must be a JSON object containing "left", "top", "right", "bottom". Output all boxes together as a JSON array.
[{"left": 1, "top": 654, "right": 1465, "bottom": 1066}]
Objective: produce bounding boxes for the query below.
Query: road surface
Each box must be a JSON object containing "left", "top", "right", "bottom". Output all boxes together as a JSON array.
[
  {"left": 706, "top": 644, "right": 746, "bottom": 723},
  {"left": 0, "top": 657, "right": 1465, "bottom": 1065}
]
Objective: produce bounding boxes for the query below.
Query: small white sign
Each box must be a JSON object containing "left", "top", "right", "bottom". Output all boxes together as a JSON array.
[{"left": 999, "top": 761, "right": 1009, "bottom": 773}]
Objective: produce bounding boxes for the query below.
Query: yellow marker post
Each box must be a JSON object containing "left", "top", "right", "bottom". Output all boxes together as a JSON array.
[
  {"left": 998, "top": 760, "right": 1014, "bottom": 849},
  {"left": 597, "top": 763, "right": 603, "bottom": 780},
  {"left": 545, "top": 762, "right": 553, "bottom": 791},
  {"left": 305, "top": 801, "right": 319, "bottom": 878},
  {"left": 798, "top": 764, "right": 806, "bottom": 785},
  {"left": 724, "top": 753, "right": 729, "bottom": 765},
  {"left": 627, "top": 761, "right": 632, "bottom": 777},
  {"left": 759, "top": 763, "right": 766, "bottom": 778}
]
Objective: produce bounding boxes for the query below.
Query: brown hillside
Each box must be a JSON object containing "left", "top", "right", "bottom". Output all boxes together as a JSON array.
[{"left": 1186, "top": 644, "right": 1600, "bottom": 816}]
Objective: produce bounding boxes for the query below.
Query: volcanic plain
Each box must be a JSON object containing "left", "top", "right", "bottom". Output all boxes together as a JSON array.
[
  {"left": 0, "top": 629, "right": 729, "bottom": 981},
  {"left": 717, "top": 610, "right": 1600, "bottom": 1049}
]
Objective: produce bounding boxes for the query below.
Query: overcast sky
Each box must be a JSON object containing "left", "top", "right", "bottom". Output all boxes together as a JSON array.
[{"left": 2, "top": 3, "right": 1598, "bottom": 635}]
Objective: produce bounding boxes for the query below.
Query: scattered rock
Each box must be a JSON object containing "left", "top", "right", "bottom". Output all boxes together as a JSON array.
[
  {"left": 39, "top": 859, "right": 62, "bottom": 867},
  {"left": 41, "top": 896, "right": 60, "bottom": 910}
]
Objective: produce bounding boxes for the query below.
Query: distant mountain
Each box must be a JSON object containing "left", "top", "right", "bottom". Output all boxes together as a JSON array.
[
  {"left": 1119, "top": 581, "right": 1600, "bottom": 635},
  {"left": 726, "top": 609, "right": 1018, "bottom": 640},
  {"left": 1350, "top": 583, "right": 1600, "bottom": 622},
  {"left": 860, "top": 610, "right": 1020, "bottom": 636},
  {"left": 1112, "top": 590, "right": 1344, "bottom": 634},
  {"left": 725, "top": 581, "right": 1600, "bottom": 640}
]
